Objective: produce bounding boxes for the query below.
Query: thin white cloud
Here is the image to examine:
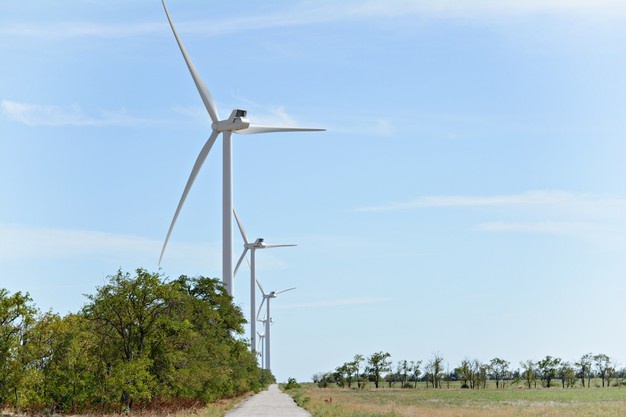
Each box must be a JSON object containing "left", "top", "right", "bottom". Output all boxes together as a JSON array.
[
  {"left": 3, "top": 1, "right": 625, "bottom": 40},
  {"left": 278, "top": 296, "right": 392, "bottom": 310},
  {"left": 1, "top": 100, "right": 154, "bottom": 127},
  {"left": 0, "top": 224, "right": 216, "bottom": 265},
  {"left": 0, "top": 21, "right": 163, "bottom": 39},
  {"left": 358, "top": 191, "right": 626, "bottom": 249},
  {"left": 476, "top": 221, "right": 610, "bottom": 234},
  {"left": 356, "top": 190, "right": 626, "bottom": 214}
]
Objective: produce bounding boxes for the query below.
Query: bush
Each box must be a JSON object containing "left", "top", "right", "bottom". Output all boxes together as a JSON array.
[{"left": 284, "top": 378, "right": 301, "bottom": 390}]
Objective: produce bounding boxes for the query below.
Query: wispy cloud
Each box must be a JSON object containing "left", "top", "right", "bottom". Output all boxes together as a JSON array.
[
  {"left": 0, "top": 224, "right": 216, "bottom": 266},
  {"left": 3, "top": 1, "right": 625, "bottom": 40},
  {"left": 0, "top": 22, "right": 163, "bottom": 40},
  {"left": 278, "top": 296, "right": 392, "bottom": 310},
  {"left": 357, "top": 191, "right": 626, "bottom": 248},
  {"left": 356, "top": 190, "right": 626, "bottom": 214},
  {"left": 1, "top": 100, "right": 155, "bottom": 127}
]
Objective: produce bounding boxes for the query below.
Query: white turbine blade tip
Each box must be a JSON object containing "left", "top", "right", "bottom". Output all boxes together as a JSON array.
[
  {"left": 233, "top": 209, "right": 250, "bottom": 243},
  {"left": 162, "top": 0, "right": 220, "bottom": 123},
  {"left": 236, "top": 125, "right": 326, "bottom": 135}
]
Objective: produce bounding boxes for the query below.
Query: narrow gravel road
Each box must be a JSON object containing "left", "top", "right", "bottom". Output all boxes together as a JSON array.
[{"left": 225, "top": 384, "right": 311, "bottom": 417}]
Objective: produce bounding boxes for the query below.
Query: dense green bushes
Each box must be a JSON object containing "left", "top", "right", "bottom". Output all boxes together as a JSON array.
[{"left": 0, "top": 269, "right": 267, "bottom": 414}]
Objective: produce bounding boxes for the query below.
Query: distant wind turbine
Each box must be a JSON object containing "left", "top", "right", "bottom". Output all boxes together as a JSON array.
[
  {"left": 256, "top": 330, "right": 265, "bottom": 368},
  {"left": 158, "top": 0, "right": 324, "bottom": 295},
  {"left": 233, "top": 209, "right": 296, "bottom": 353},
  {"left": 257, "top": 279, "right": 295, "bottom": 371}
]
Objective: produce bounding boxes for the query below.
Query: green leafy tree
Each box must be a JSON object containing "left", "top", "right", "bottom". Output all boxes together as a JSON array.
[
  {"left": 520, "top": 360, "right": 536, "bottom": 389},
  {"left": 489, "top": 357, "right": 510, "bottom": 389},
  {"left": 353, "top": 354, "right": 365, "bottom": 389},
  {"left": 559, "top": 362, "right": 577, "bottom": 388},
  {"left": 83, "top": 269, "right": 174, "bottom": 409},
  {"left": 537, "top": 356, "right": 561, "bottom": 388},
  {"left": 593, "top": 354, "right": 612, "bottom": 387},
  {"left": 409, "top": 360, "right": 422, "bottom": 389},
  {"left": 366, "top": 351, "right": 391, "bottom": 388},
  {"left": 0, "top": 289, "right": 36, "bottom": 409},
  {"left": 425, "top": 353, "right": 444, "bottom": 388},
  {"left": 576, "top": 353, "right": 593, "bottom": 388}
]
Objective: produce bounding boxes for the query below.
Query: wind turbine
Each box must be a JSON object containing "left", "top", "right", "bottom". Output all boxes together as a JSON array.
[
  {"left": 158, "top": 0, "right": 324, "bottom": 295},
  {"left": 233, "top": 209, "right": 296, "bottom": 353},
  {"left": 256, "top": 330, "right": 265, "bottom": 368},
  {"left": 256, "top": 279, "right": 295, "bottom": 371}
]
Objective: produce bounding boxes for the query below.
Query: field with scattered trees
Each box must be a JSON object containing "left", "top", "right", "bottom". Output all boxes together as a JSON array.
[
  {"left": 0, "top": 269, "right": 272, "bottom": 415},
  {"left": 314, "top": 352, "right": 625, "bottom": 390},
  {"left": 284, "top": 351, "right": 626, "bottom": 417}
]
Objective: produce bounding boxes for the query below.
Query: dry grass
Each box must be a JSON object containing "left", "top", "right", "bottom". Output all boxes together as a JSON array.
[{"left": 289, "top": 385, "right": 626, "bottom": 417}]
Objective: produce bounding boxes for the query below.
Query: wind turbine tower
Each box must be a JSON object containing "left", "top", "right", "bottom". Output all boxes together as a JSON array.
[{"left": 257, "top": 279, "right": 295, "bottom": 371}]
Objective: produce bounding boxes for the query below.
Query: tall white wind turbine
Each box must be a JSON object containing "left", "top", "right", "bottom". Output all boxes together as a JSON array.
[
  {"left": 256, "top": 279, "right": 295, "bottom": 371},
  {"left": 233, "top": 209, "right": 296, "bottom": 353},
  {"left": 158, "top": 0, "right": 324, "bottom": 295}
]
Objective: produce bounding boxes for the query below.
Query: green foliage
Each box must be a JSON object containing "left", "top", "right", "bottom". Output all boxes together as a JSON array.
[
  {"left": 0, "top": 269, "right": 266, "bottom": 413},
  {"left": 284, "top": 377, "right": 301, "bottom": 390}
]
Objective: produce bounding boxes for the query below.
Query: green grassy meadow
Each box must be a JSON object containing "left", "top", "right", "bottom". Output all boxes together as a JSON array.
[{"left": 286, "top": 383, "right": 626, "bottom": 417}]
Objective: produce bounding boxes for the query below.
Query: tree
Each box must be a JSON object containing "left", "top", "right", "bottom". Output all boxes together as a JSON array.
[
  {"left": 366, "top": 352, "right": 391, "bottom": 388},
  {"left": 424, "top": 353, "right": 444, "bottom": 388},
  {"left": 83, "top": 269, "right": 175, "bottom": 409},
  {"left": 559, "top": 362, "right": 577, "bottom": 388},
  {"left": 489, "top": 358, "right": 510, "bottom": 389},
  {"left": 520, "top": 360, "right": 536, "bottom": 389},
  {"left": 593, "top": 354, "right": 612, "bottom": 387},
  {"left": 409, "top": 360, "right": 422, "bottom": 389},
  {"left": 455, "top": 359, "right": 472, "bottom": 389},
  {"left": 537, "top": 356, "right": 561, "bottom": 388},
  {"left": 576, "top": 353, "right": 593, "bottom": 388},
  {"left": 0, "top": 289, "right": 36, "bottom": 409},
  {"left": 353, "top": 354, "right": 365, "bottom": 389}
]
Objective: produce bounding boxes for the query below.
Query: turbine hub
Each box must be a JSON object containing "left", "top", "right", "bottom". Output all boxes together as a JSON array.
[{"left": 212, "top": 108, "right": 251, "bottom": 132}]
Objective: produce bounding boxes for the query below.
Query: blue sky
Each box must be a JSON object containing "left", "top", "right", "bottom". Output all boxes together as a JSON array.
[{"left": 1, "top": 0, "right": 625, "bottom": 383}]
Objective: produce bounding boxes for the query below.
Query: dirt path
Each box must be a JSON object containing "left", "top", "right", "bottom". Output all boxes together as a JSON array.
[{"left": 225, "top": 384, "right": 310, "bottom": 417}]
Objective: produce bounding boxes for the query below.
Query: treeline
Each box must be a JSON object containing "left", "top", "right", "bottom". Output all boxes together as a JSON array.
[
  {"left": 314, "top": 352, "right": 626, "bottom": 390},
  {"left": 0, "top": 269, "right": 272, "bottom": 414}
]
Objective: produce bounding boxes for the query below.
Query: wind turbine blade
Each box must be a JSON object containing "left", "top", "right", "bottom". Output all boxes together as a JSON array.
[
  {"left": 275, "top": 287, "right": 296, "bottom": 295},
  {"left": 159, "top": 130, "right": 220, "bottom": 266},
  {"left": 236, "top": 125, "right": 326, "bottom": 135},
  {"left": 162, "top": 0, "right": 219, "bottom": 123},
  {"left": 233, "top": 248, "right": 249, "bottom": 276},
  {"left": 257, "top": 298, "right": 266, "bottom": 321},
  {"left": 232, "top": 209, "right": 249, "bottom": 244},
  {"left": 263, "top": 244, "right": 297, "bottom": 249},
  {"left": 256, "top": 279, "right": 266, "bottom": 296}
]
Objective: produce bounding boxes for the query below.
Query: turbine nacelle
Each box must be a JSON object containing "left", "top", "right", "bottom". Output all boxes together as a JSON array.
[
  {"left": 212, "top": 109, "right": 251, "bottom": 132},
  {"left": 245, "top": 238, "right": 266, "bottom": 249}
]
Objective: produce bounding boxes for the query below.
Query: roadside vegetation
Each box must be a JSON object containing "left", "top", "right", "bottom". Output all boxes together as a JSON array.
[{"left": 0, "top": 269, "right": 273, "bottom": 415}]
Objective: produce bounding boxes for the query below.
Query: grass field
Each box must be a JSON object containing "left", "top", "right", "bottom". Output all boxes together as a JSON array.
[{"left": 286, "top": 384, "right": 626, "bottom": 417}]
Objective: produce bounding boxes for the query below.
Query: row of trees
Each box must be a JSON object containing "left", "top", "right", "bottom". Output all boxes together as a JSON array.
[
  {"left": 0, "top": 269, "right": 271, "bottom": 414},
  {"left": 314, "top": 352, "right": 625, "bottom": 390}
]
